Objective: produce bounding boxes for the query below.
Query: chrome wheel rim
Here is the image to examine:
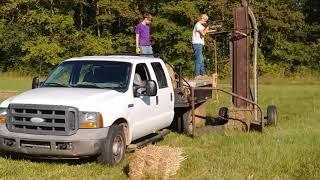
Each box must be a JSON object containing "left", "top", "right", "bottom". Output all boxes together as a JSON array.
[{"left": 112, "top": 135, "right": 124, "bottom": 162}]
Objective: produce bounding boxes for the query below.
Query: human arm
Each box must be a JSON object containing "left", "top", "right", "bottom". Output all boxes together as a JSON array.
[
  {"left": 207, "top": 29, "right": 217, "bottom": 33},
  {"left": 135, "top": 32, "right": 140, "bottom": 54},
  {"left": 195, "top": 22, "right": 210, "bottom": 36},
  {"left": 199, "top": 27, "right": 209, "bottom": 36},
  {"left": 135, "top": 33, "right": 139, "bottom": 48}
]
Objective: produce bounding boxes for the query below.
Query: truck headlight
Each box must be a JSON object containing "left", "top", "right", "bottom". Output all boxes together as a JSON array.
[
  {"left": 79, "top": 112, "right": 103, "bottom": 128},
  {"left": 0, "top": 108, "right": 8, "bottom": 123}
]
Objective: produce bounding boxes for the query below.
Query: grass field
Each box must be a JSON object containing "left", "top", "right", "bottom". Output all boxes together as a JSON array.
[{"left": 0, "top": 74, "right": 319, "bottom": 179}]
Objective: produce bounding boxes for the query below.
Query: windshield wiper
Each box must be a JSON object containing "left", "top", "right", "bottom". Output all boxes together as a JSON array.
[
  {"left": 71, "top": 84, "right": 104, "bottom": 89},
  {"left": 43, "top": 82, "right": 70, "bottom": 87}
]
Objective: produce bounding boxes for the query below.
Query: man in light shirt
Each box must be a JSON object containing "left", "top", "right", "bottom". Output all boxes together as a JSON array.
[{"left": 192, "top": 14, "right": 214, "bottom": 79}]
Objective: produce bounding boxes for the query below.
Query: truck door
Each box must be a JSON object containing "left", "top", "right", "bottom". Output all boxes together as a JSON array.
[
  {"left": 150, "top": 62, "right": 175, "bottom": 129},
  {"left": 130, "top": 63, "right": 158, "bottom": 140}
]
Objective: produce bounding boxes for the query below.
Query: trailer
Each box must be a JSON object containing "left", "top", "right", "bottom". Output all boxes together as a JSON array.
[{"left": 169, "top": 1, "right": 277, "bottom": 136}]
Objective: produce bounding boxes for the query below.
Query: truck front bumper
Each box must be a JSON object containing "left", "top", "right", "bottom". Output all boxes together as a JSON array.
[{"left": 0, "top": 124, "right": 109, "bottom": 159}]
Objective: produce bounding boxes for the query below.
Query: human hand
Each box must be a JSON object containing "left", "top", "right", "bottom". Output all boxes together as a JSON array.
[{"left": 136, "top": 47, "right": 140, "bottom": 54}]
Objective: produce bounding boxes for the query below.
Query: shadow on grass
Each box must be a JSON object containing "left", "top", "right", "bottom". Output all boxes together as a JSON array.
[
  {"left": 0, "top": 150, "right": 97, "bottom": 165},
  {"left": 123, "top": 165, "right": 130, "bottom": 177}
]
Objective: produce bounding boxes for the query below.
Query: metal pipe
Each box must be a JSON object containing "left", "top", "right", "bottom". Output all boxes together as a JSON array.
[
  {"left": 214, "top": 37, "right": 218, "bottom": 75},
  {"left": 191, "top": 87, "right": 264, "bottom": 128},
  {"left": 179, "top": 65, "right": 182, "bottom": 87},
  {"left": 248, "top": 7, "right": 259, "bottom": 125},
  {"left": 213, "top": 37, "right": 218, "bottom": 100},
  {"left": 191, "top": 87, "right": 195, "bottom": 137},
  {"left": 229, "top": 33, "right": 233, "bottom": 104}
]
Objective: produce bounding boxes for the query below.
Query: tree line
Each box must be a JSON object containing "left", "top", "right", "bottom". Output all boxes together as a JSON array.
[{"left": 0, "top": 0, "right": 319, "bottom": 76}]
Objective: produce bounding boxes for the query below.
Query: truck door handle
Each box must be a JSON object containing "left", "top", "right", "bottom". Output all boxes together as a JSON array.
[
  {"left": 170, "top": 93, "right": 173, "bottom": 101},
  {"left": 156, "top": 96, "right": 159, "bottom": 105},
  {"left": 128, "top": 104, "right": 134, "bottom": 108}
]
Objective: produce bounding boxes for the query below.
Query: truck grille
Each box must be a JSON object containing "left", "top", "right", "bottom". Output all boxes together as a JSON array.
[{"left": 7, "top": 104, "right": 78, "bottom": 136}]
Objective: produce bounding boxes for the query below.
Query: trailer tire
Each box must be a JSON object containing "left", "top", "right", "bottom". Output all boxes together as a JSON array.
[
  {"left": 267, "top": 105, "right": 277, "bottom": 126},
  {"left": 218, "top": 107, "right": 229, "bottom": 124},
  {"left": 96, "top": 125, "right": 126, "bottom": 165}
]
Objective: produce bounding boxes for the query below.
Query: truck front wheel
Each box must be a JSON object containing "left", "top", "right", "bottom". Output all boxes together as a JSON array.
[{"left": 97, "top": 125, "right": 126, "bottom": 165}]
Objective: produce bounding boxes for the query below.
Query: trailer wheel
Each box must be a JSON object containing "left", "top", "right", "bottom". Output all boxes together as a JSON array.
[
  {"left": 267, "top": 105, "right": 277, "bottom": 126},
  {"left": 97, "top": 125, "right": 126, "bottom": 165},
  {"left": 218, "top": 107, "right": 229, "bottom": 124}
]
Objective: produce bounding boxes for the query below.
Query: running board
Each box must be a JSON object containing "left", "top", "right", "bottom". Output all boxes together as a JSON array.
[{"left": 127, "top": 129, "right": 170, "bottom": 151}]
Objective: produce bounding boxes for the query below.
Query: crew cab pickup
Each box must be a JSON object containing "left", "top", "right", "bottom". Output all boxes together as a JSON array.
[{"left": 0, "top": 55, "right": 210, "bottom": 165}]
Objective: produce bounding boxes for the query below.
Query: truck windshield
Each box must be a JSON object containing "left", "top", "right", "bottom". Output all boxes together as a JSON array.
[{"left": 43, "top": 61, "right": 132, "bottom": 91}]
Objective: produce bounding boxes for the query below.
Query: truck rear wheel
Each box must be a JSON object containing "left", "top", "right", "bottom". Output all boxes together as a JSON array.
[
  {"left": 97, "top": 125, "right": 126, "bottom": 165},
  {"left": 182, "top": 103, "right": 207, "bottom": 136},
  {"left": 182, "top": 110, "right": 193, "bottom": 136}
]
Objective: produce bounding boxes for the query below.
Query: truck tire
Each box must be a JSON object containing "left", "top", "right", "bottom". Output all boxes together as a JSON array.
[
  {"left": 182, "top": 110, "right": 193, "bottom": 136},
  {"left": 182, "top": 102, "right": 207, "bottom": 136},
  {"left": 97, "top": 125, "right": 126, "bottom": 165},
  {"left": 267, "top": 105, "right": 277, "bottom": 126}
]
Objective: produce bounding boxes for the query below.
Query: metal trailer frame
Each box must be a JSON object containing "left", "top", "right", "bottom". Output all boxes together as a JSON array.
[{"left": 175, "top": 1, "right": 277, "bottom": 136}]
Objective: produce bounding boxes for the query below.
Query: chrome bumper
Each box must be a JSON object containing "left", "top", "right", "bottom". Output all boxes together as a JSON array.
[{"left": 0, "top": 124, "right": 109, "bottom": 158}]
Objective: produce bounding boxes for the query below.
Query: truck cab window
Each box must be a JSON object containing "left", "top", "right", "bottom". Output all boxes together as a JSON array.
[
  {"left": 151, "top": 62, "right": 168, "bottom": 89},
  {"left": 135, "top": 64, "right": 150, "bottom": 81},
  {"left": 133, "top": 63, "right": 150, "bottom": 86},
  {"left": 133, "top": 63, "right": 151, "bottom": 96}
]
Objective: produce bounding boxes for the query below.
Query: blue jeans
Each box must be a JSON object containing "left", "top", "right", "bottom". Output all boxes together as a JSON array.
[
  {"left": 193, "top": 44, "right": 205, "bottom": 76},
  {"left": 140, "top": 46, "right": 153, "bottom": 57}
]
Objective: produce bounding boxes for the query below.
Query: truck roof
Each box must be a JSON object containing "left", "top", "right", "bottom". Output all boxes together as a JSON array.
[{"left": 64, "top": 55, "right": 163, "bottom": 63}]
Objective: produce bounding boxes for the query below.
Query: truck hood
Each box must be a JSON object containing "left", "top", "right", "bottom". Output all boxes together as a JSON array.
[{"left": 7, "top": 87, "right": 122, "bottom": 109}]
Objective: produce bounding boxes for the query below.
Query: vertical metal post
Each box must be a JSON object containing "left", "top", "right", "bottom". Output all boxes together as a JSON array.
[
  {"left": 248, "top": 6, "right": 260, "bottom": 126},
  {"left": 179, "top": 65, "right": 182, "bottom": 88},
  {"left": 213, "top": 37, "right": 219, "bottom": 101},
  {"left": 229, "top": 33, "right": 233, "bottom": 104},
  {"left": 191, "top": 87, "right": 195, "bottom": 137},
  {"left": 214, "top": 37, "right": 218, "bottom": 75},
  {"left": 232, "top": 6, "right": 250, "bottom": 108}
]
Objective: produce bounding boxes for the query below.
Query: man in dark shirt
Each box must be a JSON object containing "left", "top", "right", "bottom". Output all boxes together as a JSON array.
[{"left": 135, "top": 13, "right": 153, "bottom": 55}]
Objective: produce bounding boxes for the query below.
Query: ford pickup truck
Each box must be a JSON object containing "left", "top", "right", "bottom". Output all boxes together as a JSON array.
[{"left": 0, "top": 55, "right": 210, "bottom": 165}]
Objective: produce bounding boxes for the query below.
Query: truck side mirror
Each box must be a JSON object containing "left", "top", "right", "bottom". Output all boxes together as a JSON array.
[
  {"left": 32, "top": 76, "right": 39, "bottom": 89},
  {"left": 146, "top": 80, "right": 157, "bottom": 96},
  {"left": 134, "top": 80, "right": 157, "bottom": 97}
]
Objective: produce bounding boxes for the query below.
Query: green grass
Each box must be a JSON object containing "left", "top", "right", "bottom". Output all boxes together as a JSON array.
[
  {"left": 0, "top": 73, "right": 32, "bottom": 99},
  {"left": 0, "top": 75, "right": 319, "bottom": 179}
]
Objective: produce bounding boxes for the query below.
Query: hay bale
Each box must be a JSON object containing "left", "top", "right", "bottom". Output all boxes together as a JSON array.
[
  {"left": 224, "top": 107, "right": 253, "bottom": 131},
  {"left": 129, "top": 145, "right": 185, "bottom": 180},
  {"left": 165, "top": 64, "right": 177, "bottom": 88}
]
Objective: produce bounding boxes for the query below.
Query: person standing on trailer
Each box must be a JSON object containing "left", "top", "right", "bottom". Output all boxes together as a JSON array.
[
  {"left": 192, "top": 14, "right": 214, "bottom": 79},
  {"left": 135, "top": 13, "right": 153, "bottom": 56}
]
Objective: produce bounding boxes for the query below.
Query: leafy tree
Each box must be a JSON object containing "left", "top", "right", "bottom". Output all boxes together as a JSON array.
[{"left": 0, "top": 0, "right": 318, "bottom": 75}]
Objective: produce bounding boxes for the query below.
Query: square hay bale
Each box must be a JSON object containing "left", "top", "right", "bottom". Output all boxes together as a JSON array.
[
  {"left": 224, "top": 107, "right": 253, "bottom": 131},
  {"left": 129, "top": 145, "right": 186, "bottom": 180}
]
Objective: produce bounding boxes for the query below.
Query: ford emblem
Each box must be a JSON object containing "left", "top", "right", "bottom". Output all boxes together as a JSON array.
[{"left": 30, "top": 117, "right": 45, "bottom": 123}]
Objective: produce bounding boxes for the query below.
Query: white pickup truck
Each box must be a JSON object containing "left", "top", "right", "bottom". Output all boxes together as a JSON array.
[{"left": 0, "top": 55, "right": 211, "bottom": 165}]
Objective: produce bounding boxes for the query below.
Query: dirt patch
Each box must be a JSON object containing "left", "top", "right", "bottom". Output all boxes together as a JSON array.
[{"left": 0, "top": 90, "right": 17, "bottom": 99}]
